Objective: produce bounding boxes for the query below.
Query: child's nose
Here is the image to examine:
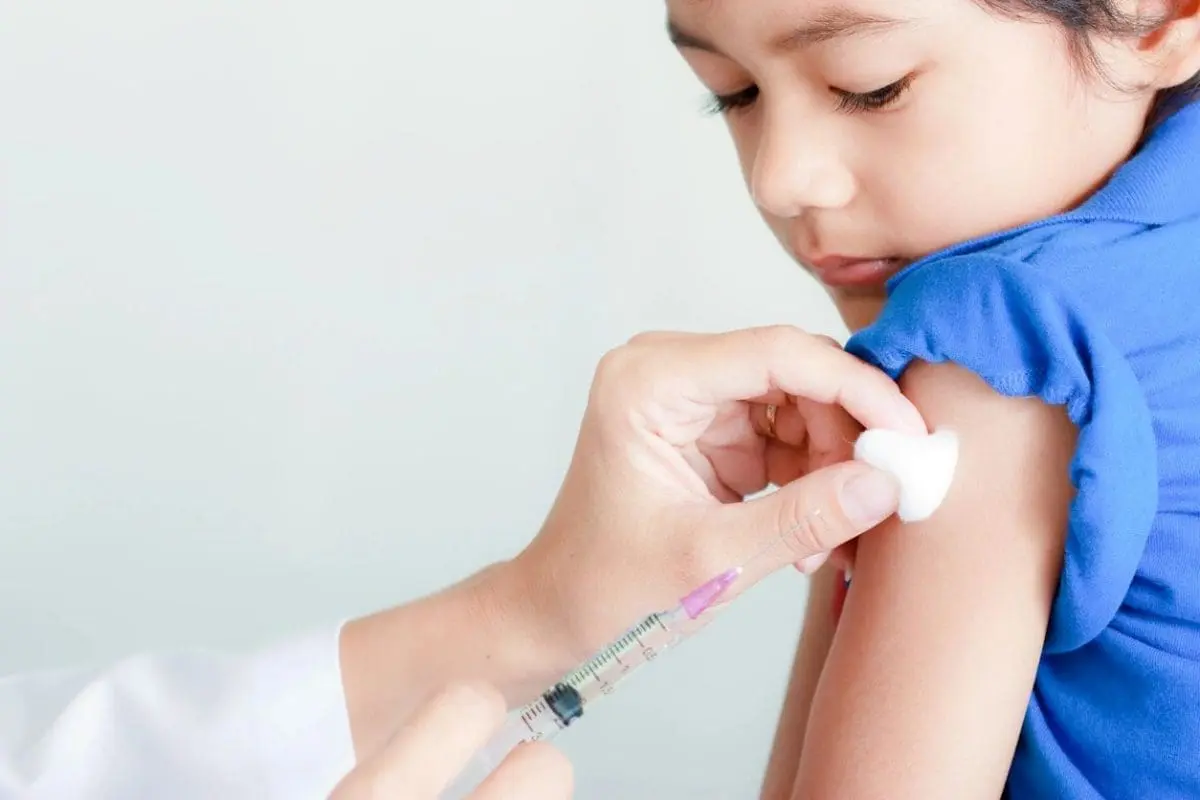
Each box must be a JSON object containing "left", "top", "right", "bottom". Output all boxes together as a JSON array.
[{"left": 750, "top": 107, "right": 856, "bottom": 219}]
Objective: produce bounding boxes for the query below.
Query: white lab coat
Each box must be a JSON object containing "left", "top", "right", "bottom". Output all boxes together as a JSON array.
[{"left": 0, "top": 627, "right": 355, "bottom": 799}]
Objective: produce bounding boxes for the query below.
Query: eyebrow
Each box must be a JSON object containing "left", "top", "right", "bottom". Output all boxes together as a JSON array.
[{"left": 667, "top": 9, "right": 908, "bottom": 55}]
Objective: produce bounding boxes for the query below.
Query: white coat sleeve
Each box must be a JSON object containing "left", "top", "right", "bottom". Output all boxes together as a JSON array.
[{"left": 0, "top": 625, "right": 356, "bottom": 800}]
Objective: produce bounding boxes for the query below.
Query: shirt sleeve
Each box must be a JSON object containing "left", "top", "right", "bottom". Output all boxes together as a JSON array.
[
  {"left": 846, "top": 253, "right": 1157, "bottom": 653},
  {"left": 0, "top": 624, "right": 356, "bottom": 799}
]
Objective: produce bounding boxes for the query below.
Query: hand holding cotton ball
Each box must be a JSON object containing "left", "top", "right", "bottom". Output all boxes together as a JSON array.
[{"left": 853, "top": 428, "right": 960, "bottom": 522}]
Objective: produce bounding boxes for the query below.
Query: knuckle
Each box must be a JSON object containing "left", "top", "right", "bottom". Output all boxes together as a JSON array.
[
  {"left": 759, "top": 324, "right": 822, "bottom": 368},
  {"left": 594, "top": 344, "right": 630, "bottom": 383},
  {"left": 592, "top": 340, "right": 668, "bottom": 420},
  {"left": 832, "top": 355, "right": 894, "bottom": 407},
  {"left": 850, "top": 356, "right": 891, "bottom": 387},
  {"left": 593, "top": 347, "right": 637, "bottom": 400},
  {"left": 742, "top": 326, "right": 783, "bottom": 369},
  {"left": 625, "top": 329, "right": 669, "bottom": 347},
  {"left": 592, "top": 355, "right": 648, "bottom": 419},
  {"left": 775, "top": 488, "right": 843, "bottom": 556},
  {"left": 753, "top": 323, "right": 802, "bottom": 351},
  {"left": 846, "top": 349, "right": 897, "bottom": 389}
]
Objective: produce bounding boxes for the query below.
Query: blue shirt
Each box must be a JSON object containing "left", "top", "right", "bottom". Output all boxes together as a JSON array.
[{"left": 846, "top": 99, "right": 1200, "bottom": 798}]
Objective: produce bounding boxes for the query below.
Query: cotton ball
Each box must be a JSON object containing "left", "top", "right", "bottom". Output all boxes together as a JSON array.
[{"left": 853, "top": 428, "right": 960, "bottom": 522}]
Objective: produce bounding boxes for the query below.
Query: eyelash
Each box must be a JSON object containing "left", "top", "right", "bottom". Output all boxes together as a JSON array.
[{"left": 705, "top": 74, "right": 914, "bottom": 116}]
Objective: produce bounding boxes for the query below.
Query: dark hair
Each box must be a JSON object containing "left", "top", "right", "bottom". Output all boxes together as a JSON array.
[{"left": 977, "top": 0, "right": 1200, "bottom": 120}]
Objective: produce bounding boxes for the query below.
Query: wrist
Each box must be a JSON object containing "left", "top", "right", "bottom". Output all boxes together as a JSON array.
[
  {"left": 473, "top": 557, "right": 582, "bottom": 693},
  {"left": 338, "top": 559, "right": 578, "bottom": 762}
]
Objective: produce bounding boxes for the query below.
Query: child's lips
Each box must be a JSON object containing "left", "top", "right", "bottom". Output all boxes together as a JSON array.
[{"left": 808, "top": 256, "right": 906, "bottom": 288}]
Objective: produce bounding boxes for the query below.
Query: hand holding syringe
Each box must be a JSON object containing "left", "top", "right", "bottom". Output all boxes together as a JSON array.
[
  {"left": 442, "top": 427, "right": 957, "bottom": 799},
  {"left": 440, "top": 526, "right": 805, "bottom": 800}
]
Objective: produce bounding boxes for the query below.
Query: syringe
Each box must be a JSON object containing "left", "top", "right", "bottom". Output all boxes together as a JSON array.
[{"left": 440, "top": 565, "right": 745, "bottom": 799}]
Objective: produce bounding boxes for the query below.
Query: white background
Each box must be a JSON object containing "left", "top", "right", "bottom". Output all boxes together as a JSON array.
[{"left": 0, "top": 2, "right": 848, "bottom": 796}]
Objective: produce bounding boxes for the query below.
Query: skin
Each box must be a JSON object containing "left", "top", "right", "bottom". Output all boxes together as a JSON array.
[
  {"left": 337, "top": 325, "right": 924, "bottom": 778},
  {"left": 326, "top": 2, "right": 1200, "bottom": 793},
  {"left": 664, "top": 0, "right": 1200, "bottom": 796},
  {"left": 667, "top": 0, "right": 1166, "bottom": 327},
  {"left": 330, "top": 683, "right": 574, "bottom": 800}
]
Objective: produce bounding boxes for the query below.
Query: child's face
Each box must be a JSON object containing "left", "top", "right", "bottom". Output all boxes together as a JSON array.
[{"left": 667, "top": 0, "right": 1157, "bottom": 330}]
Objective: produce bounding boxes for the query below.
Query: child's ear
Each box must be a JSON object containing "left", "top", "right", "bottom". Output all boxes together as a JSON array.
[{"left": 1133, "top": 0, "right": 1200, "bottom": 90}]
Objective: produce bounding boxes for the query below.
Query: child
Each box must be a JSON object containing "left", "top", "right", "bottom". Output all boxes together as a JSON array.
[{"left": 668, "top": 0, "right": 1200, "bottom": 797}]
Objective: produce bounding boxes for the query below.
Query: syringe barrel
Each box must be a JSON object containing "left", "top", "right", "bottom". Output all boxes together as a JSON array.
[
  {"left": 441, "top": 580, "right": 735, "bottom": 797},
  {"left": 440, "top": 608, "right": 706, "bottom": 797}
]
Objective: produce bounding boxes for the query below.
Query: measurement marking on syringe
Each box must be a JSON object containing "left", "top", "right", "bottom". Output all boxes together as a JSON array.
[
  {"left": 451, "top": 576, "right": 743, "bottom": 796},
  {"left": 559, "top": 613, "right": 679, "bottom": 692},
  {"left": 521, "top": 699, "right": 549, "bottom": 734}
]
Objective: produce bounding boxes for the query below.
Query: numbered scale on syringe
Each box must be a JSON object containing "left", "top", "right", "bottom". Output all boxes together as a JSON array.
[
  {"left": 440, "top": 578, "right": 733, "bottom": 799},
  {"left": 515, "top": 606, "right": 704, "bottom": 739}
]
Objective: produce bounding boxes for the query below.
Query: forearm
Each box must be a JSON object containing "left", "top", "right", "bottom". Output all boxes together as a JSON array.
[
  {"left": 338, "top": 561, "right": 578, "bottom": 762},
  {"left": 759, "top": 567, "right": 840, "bottom": 800}
]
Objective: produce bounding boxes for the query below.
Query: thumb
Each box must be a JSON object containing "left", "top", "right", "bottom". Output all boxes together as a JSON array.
[{"left": 729, "top": 462, "right": 900, "bottom": 582}]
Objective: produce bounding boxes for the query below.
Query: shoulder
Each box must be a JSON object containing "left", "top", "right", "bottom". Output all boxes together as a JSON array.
[
  {"left": 848, "top": 247, "right": 1160, "bottom": 651},
  {"left": 864, "top": 357, "right": 1076, "bottom": 579},
  {"left": 849, "top": 252, "right": 1090, "bottom": 402},
  {"left": 899, "top": 359, "right": 1076, "bottom": 456},
  {"left": 892, "top": 359, "right": 1077, "bottom": 562}
]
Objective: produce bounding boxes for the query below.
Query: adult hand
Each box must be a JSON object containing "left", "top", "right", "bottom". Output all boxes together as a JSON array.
[
  {"left": 513, "top": 325, "right": 927, "bottom": 663},
  {"left": 337, "top": 325, "right": 926, "bottom": 764},
  {"left": 330, "top": 683, "right": 572, "bottom": 800}
]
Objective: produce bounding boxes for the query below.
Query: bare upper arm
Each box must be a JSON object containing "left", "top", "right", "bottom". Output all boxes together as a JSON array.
[{"left": 791, "top": 359, "right": 1077, "bottom": 799}]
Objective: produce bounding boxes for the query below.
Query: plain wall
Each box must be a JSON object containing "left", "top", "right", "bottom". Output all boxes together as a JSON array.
[{"left": 0, "top": 2, "right": 849, "bottom": 796}]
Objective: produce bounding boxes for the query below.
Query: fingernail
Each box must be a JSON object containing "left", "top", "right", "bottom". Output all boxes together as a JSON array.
[
  {"left": 796, "top": 552, "right": 828, "bottom": 574},
  {"left": 839, "top": 469, "right": 900, "bottom": 527},
  {"left": 892, "top": 400, "right": 927, "bottom": 434}
]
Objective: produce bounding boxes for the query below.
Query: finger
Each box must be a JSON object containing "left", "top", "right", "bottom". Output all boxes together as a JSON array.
[
  {"left": 471, "top": 741, "right": 574, "bottom": 800},
  {"left": 747, "top": 388, "right": 796, "bottom": 406},
  {"left": 771, "top": 401, "right": 809, "bottom": 447},
  {"left": 625, "top": 330, "right": 697, "bottom": 347},
  {"left": 707, "top": 462, "right": 900, "bottom": 587},
  {"left": 794, "top": 541, "right": 855, "bottom": 574},
  {"left": 792, "top": 396, "right": 859, "bottom": 469},
  {"left": 747, "top": 398, "right": 808, "bottom": 455},
  {"left": 795, "top": 550, "right": 830, "bottom": 573},
  {"left": 682, "top": 326, "right": 925, "bottom": 433},
  {"left": 748, "top": 401, "right": 774, "bottom": 440},
  {"left": 681, "top": 443, "right": 745, "bottom": 502},
  {"left": 344, "top": 683, "right": 507, "bottom": 799},
  {"left": 764, "top": 439, "right": 807, "bottom": 485}
]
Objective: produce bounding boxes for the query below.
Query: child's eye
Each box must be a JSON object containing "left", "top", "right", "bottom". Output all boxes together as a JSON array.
[
  {"left": 704, "top": 74, "right": 914, "bottom": 117},
  {"left": 833, "top": 74, "right": 914, "bottom": 113},
  {"left": 705, "top": 85, "right": 760, "bottom": 115}
]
